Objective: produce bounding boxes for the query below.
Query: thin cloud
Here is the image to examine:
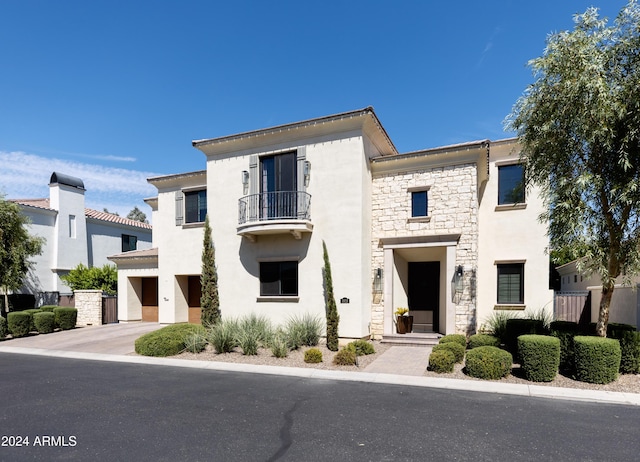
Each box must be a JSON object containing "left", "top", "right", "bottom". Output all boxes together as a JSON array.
[
  {"left": 0, "top": 151, "right": 159, "bottom": 214},
  {"left": 477, "top": 27, "right": 502, "bottom": 69}
]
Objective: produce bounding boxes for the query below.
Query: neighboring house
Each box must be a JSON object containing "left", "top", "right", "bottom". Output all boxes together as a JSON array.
[
  {"left": 10, "top": 172, "right": 152, "bottom": 303},
  {"left": 110, "top": 108, "right": 553, "bottom": 339},
  {"left": 557, "top": 260, "right": 640, "bottom": 328}
]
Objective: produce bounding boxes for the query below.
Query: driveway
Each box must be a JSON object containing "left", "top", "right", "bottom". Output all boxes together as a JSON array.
[{"left": 2, "top": 322, "right": 163, "bottom": 355}]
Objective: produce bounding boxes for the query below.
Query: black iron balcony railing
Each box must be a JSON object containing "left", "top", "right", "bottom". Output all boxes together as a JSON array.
[{"left": 238, "top": 191, "right": 311, "bottom": 225}]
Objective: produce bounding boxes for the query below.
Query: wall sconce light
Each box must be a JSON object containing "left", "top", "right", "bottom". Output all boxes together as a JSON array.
[
  {"left": 374, "top": 267, "right": 383, "bottom": 293},
  {"left": 303, "top": 160, "right": 311, "bottom": 186},
  {"left": 454, "top": 265, "right": 464, "bottom": 294}
]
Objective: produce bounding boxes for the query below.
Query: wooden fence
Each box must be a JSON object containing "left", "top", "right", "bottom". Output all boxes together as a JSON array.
[
  {"left": 102, "top": 295, "right": 118, "bottom": 324},
  {"left": 554, "top": 291, "right": 591, "bottom": 325}
]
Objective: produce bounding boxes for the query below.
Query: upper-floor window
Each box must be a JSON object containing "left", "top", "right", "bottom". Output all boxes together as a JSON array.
[
  {"left": 122, "top": 234, "right": 137, "bottom": 252},
  {"left": 498, "top": 164, "right": 524, "bottom": 205},
  {"left": 411, "top": 190, "right": 428, "bottom": 217},
  {"left": 185, "top": 190, "right": 207, "bottom": 223},
  {"left": 497, "top": 263, "right": 524, "bottom": 304},
  {"left": 69, "top": 215, "right": 76, "bottom": 239}
]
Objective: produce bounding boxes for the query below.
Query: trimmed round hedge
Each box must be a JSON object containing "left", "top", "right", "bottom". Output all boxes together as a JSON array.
[
  {"left": 33, "top": 312, "right": 56, "bottom": 334},
  {"left": 304, "top": 348, "right": 323, "bottom": 363},
  {"left": 0, "top": 316, "right": 8, "bottom": 339},
  {"left": 346, "top": 339, "right": 375, "bottom": 356},
  {"left": 518, "top": 335, "right": 560, "bottom": 382},
  {"left": 433, "top": 342, "right": 465, "bottom": 363},
  {"left": 574, "top": 336, "right": 621, "bottom": 384},
  {"left": 333, "top": 347, "right": 357, "bottom": 366},
  {"left": 607, "top": 323, "right": 640, "bottom": 374},
  {"left": 465, "top": 346, "right": 513, "bottom": 380},
  {"left": 53, "top": 307, "right": 77, "bottom": 330},
  {"left": 7, "top": 311, "right": 32, "bottom": 338},
  {"left": 439, "top": 334, "right": 467, "bottom": 347},
  {"left": 39, "top": 305, "right": 58, "bottom": 312},
  {"left": 429, "top": 349, "right": 455, "bottom": 373},
  {"left": 550, "top": 321, "right": 580, "bottom": 373},
  {"left": 504, "top": 318, "right": 546, "bottom": 358},
  {"left": 468, "top": 334, "right": 500, "bottom": 349},
  {"left": 135, "top": 324, "right": 205, "bottom": 357}
]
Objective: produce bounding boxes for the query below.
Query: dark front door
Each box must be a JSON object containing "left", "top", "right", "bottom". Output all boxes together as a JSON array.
[
  {"left": 261, "top": 152, "right": 297, "bottom": 219},
  {"left": 408, "top": 262, "right": 440, "bottom": 332}
]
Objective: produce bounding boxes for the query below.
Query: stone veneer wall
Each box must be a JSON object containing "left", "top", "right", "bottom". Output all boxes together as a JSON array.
[
  {"left": 74, "top": 290, "right": 103, "bottom": 326},
  {"left": 371, "top": 163, "right": 479, "bottom": 337}
]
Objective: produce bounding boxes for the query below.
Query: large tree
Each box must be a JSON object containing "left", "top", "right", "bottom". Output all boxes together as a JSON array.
[
  {"left": 0, "top": 196, "right": 44, "bottom": 310},
  {"left": 126, "top": 206, "right": 148, "bottom": 223},
  {"left": 507, "top": 1, "right": 640, "bottom": 337},
  {"left": 200, "top": 215, "right": 220, "bottom": 327}
]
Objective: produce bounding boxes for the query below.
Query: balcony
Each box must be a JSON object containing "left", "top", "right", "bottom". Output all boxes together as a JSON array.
[{"left": 237, "top": 191, "right": 313, "bottom": 241}]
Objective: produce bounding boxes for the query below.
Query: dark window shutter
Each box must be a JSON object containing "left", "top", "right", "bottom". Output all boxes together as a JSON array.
[{"left": 175, "top": 190, "right": 184, "bottom": 226}]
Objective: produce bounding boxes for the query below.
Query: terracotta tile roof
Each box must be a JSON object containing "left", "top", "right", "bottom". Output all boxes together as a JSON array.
[
  {"left": 11, "top": 199, "right": 152, "bottom": 230},
  {"left": 84, "top": 208, "right": 152, "bottom": 230},
  {"left": 10, "top": 198, "right": 53, "bottom": 210}
]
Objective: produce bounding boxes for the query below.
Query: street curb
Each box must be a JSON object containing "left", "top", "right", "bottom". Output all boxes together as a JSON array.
[{"left": 1, "top": 345, "right": 639, "bottom": 407}]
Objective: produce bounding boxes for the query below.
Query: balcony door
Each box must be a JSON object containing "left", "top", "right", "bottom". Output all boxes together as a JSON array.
[{"left": 261, "top": 152, "right": 297, "bottom": 219}]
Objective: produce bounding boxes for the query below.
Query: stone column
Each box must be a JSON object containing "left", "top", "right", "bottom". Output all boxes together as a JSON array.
[{"left": 74, "top": 290, "right": 103, "bottom": 326}]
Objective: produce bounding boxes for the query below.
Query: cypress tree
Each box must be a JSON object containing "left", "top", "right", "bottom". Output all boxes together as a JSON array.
[
  {"left": 200, "top": 215, "right": 220, "bottom": 327},
  {"left": 323, "top": 240, "right": 339, "bottom": 351}
]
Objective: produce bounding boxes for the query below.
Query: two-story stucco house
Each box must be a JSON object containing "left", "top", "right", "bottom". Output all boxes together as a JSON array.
[
  {"left": 10, "top": 172, "right": 153, "bottom": 304},
  {"left": 110, "top": 108, "right": 553, "bottom": 339}
]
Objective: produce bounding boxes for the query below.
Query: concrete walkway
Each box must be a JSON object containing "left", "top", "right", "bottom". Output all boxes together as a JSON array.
[
  {"left": 363, "top": 345, "right": 431, "bottom": 375},
  {"left": 1, "top": 323, "right": 639, "bottom": 407}
]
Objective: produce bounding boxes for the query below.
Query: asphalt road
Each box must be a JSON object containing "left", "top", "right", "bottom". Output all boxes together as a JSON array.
[{"left": 0, "top": 353, "right": 638, "bottom": 461}]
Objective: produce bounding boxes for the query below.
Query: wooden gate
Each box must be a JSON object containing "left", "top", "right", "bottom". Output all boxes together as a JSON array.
[
  {"left": 102, "top": 295, "right": 118, "bottom": 324},
  {"left": 554, "top": 291, "right": 591, "bottom": 325}
]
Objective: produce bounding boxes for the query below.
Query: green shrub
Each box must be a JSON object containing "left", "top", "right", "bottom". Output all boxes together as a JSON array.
[
  {"left": 504, "top": 318, "right": 545, "bottom": 359},
  {"left": 286, "top": 313, "right": 323, "bottom": 347},
  {"left": 439, "top": 334, "right": 467, "bottom": 347},
  {"left": 135, "top": 324, "right": 204, "bottom": 357},
  {"left": 7, "top": 312, "right": 33, "bottom": 337},
  {"left": 518, "top": 335, "right": 560, "bottom": 382},
  {"left": 607, "top": 323, "right": 640, "bottom": 374},
  {"left": 304, "top": 348, "right": 323, "bottom": 363},
  {"left": 270, "top": 332, "right": 289, "bottom": 358},
  {"left": 53, "top": 307, "right": 77, "bottom": 330},
  {"left": 465, "top": 346, "right": 513, "bottom": 380},
  {"left": 239, "top": 313, "right": 272, "bottom": 346},
  {"left": 39, "top": 305, "right": 58, "bottom": 312},
  {"left": 428, "top": 349, "right": 455, "bottom": 373},
  {"left": 346, "top": 340, "right": 375, "bottom": 356},
  {"left": 208, "top": 319, "right": 238, "bottom": 354},
  {"left": 480, "top": 310, "right": 515, "bottom": 341},
  {"left": 237, "top": 328, "right": 260, "bottom": 356},
  {"left": 24, "top": 309, "right": 42, "bottom": 331},
  {"left": 433, "top": 342, "right": 465, "bottom": 363},
  {"left": 574, "top": 336, "right": 621, "bottom": 384},
  {"left": 468, "top": 334, "right": 500, "bottom": 349},
  {"left": 0, "top": 316, "right": 8, "bottom": 339},
  {"left": 333, "top": 347, "right": 357, "bottom": 366},
  {"left": 184, "top": 331, "right": 208, "bottom": 353},
  {"left": 550, "top": 321, "right": 580, "bottom": 373},
  {"left": 33, "top": 312, "right": 55, "bottom": 334}
]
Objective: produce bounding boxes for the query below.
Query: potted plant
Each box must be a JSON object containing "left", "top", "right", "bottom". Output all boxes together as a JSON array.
[{"left": 394, "top": 307, "right": 413, "bottom": 334}]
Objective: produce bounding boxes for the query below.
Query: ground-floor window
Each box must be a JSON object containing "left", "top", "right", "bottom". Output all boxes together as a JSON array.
[
  {"left": 497, "top": 263, "right": 524, "bottom": 304},
  {"left": 260, "top": 261, "right": 298, "bottom": 296}
]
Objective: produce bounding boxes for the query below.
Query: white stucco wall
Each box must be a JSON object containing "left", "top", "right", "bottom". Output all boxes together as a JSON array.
[
  {"left": 87, "top": 220, "right": 152, "bottom": 266},
  {"left": 476, "top": 140, "right": 554, "bottom": 327},
  {"left": 200, "top": 132, "right": 375, "bottom": 337},
  {"left": 21, "top": 208, "right": 57, "bottom": 293}
]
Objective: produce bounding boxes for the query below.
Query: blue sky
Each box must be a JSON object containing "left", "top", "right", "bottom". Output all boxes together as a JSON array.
[{"left": 0, "top": 0, "right": 630, "bottom": 217}]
